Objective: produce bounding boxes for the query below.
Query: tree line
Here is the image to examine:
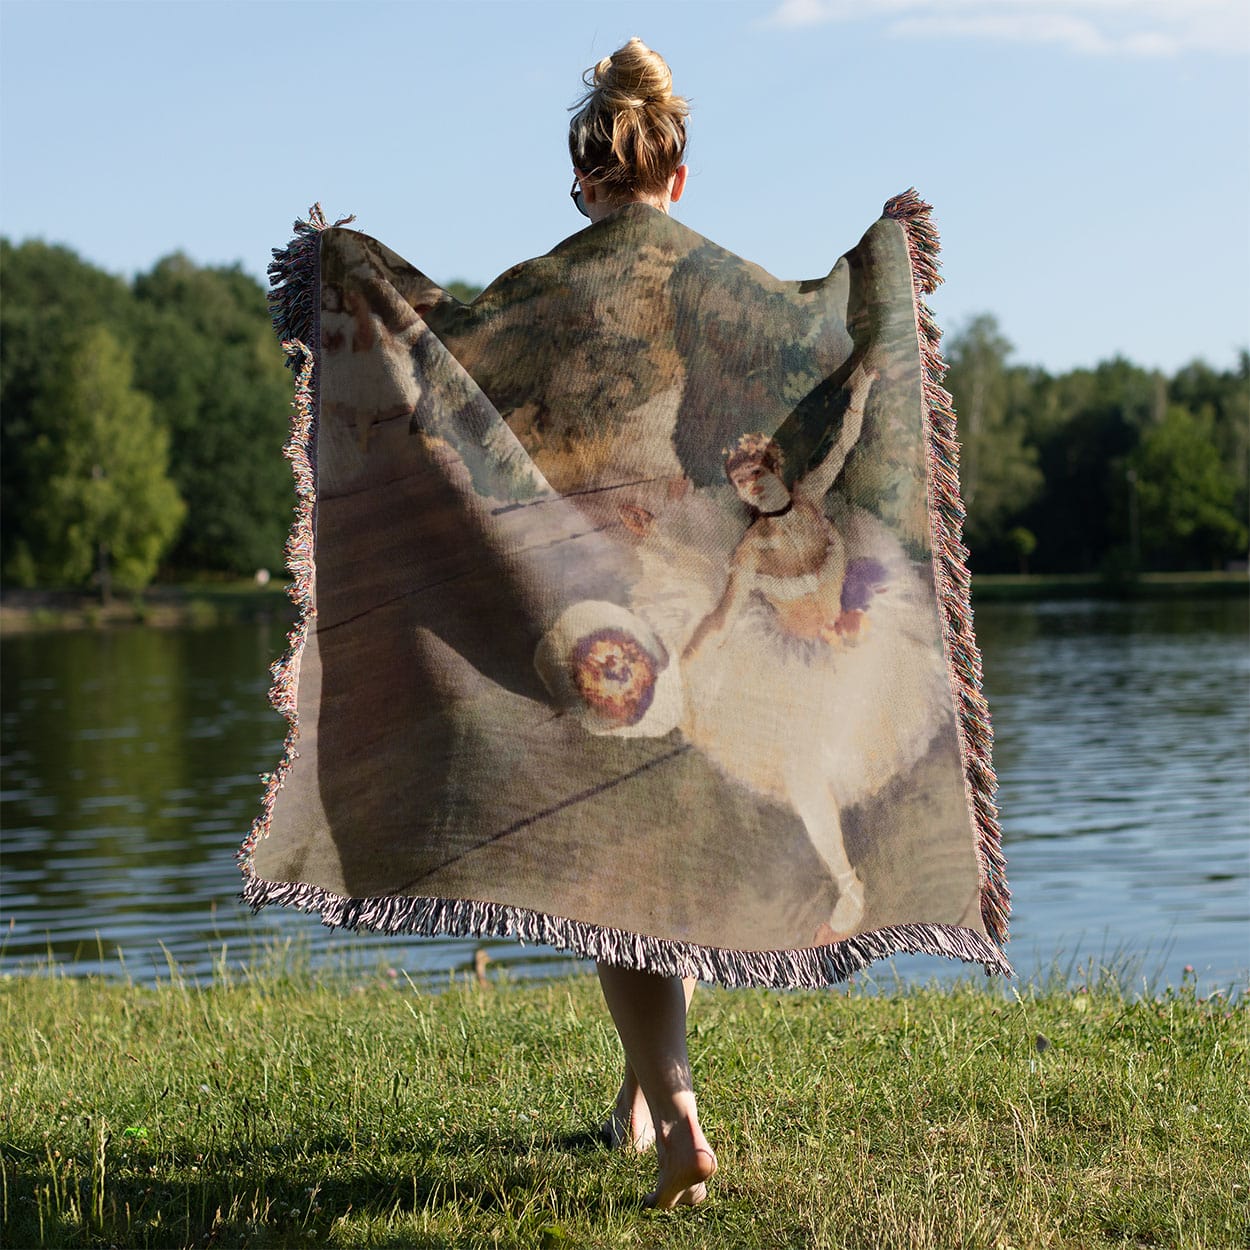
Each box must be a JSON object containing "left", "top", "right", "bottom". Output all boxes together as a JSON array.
[
  {"left": 2, "top": 240, "right": 294, "bottom": 595},
  {"left": 1, "top": 239, "right": 1245, "bottom": 594},
  {"left": 945, "top": 315, "right": 1247, "bottom": 575}
]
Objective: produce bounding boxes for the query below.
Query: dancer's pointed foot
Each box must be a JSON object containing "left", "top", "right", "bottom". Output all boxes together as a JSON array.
[
  {"left": 815, "top": 870, "right": 865, "bottom": 943},
  {"left": 601, "top": 1078, "right": 656, "bottom": 1152},
  {"left": 644, "top": 1117, "right": 717, "bottom": 1210}
]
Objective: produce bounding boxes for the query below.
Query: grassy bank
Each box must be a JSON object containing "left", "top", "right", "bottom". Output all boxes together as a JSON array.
[
  {"left": 971, "top": 570, "right": 1248, "bottom": 602},
  {"left": 0, "top": 582, "right": 294, "bottom": 634},
  {"left": 2, "top": 968, "right": 1245, "bottom": 1249},
  {"left": 0, "top": 571, "right": 1245, "bottom": 633}
]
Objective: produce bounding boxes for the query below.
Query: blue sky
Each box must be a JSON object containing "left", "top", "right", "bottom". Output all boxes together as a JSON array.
[{"left": 2, "top": 0, "right": 1246, "bottom": 374}]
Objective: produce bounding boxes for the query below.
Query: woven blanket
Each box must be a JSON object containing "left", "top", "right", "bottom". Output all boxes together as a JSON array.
[{"left": 240, "top": 192, "right": 1011, "bottom": 986}]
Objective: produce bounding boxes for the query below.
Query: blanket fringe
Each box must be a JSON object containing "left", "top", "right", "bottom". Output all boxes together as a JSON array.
[
  {"left": 237, "top": 205, "right": 340, "bottom": 874},
  {"left": 266, "top": 204, "right": 355, "bottom": 366},
  {"left": 883, "top": 188, "right": 1011, "bottom": 948},
  {"left": 241, "top": 872, "right": 1013, "bottom": 987},
  {"left": 239, "top": 198, "right": 1013, "bottom": 988}
]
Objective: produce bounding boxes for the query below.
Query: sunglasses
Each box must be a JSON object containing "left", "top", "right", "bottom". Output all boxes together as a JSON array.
[{"left": 570, "top": 176, "right": 589, "bottom": 219}]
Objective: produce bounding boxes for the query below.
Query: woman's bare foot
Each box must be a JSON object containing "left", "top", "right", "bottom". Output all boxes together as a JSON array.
[
  {"left": 595, "top": 966, "right": 709, "bottom": 1207},
  {"left": 645, "top": 1115, "right": 717, "bottom": 1209},
  {"left": 602, "top": 1073, "right": 655, "bottom": 1151}
]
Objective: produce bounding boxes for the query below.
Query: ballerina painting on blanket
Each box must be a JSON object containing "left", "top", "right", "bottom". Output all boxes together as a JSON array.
[
  {"left": 675, "top": 360, "right": 877, "bottom": 935},
  {"left": 535, "top": 355, "right": 955, "bottom": 942},
  {"left": 683, "top": 360, "right": 880, "bottom": 662},
  {"left": 673, "top": 357, "right": 952, "bottom": 940}
]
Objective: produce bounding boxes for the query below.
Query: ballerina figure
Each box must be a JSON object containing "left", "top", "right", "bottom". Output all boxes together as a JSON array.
[
  {"left": 681, "top": 360, "right": 880, "bottom": 936},
  {"left": 684, "top": 361, "right": 878, "bottom": 658}
]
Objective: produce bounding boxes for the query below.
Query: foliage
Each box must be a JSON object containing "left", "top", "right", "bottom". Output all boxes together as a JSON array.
[
  {"left": 941, "top": 317, "right": 1249, "bottom": 574},
  {"left": 944, "top": 314, "right": 1043, "bottom": 557},
  {"left": 131, "top": 256, "right": 294, "bottom": 574},
  {"left": 1, "top": 969, "right": 1245, "bottom": 1249},
  {"left": 13, "top": 327, "right": 184, "bottom": 594},
  {"left": 1, "top": 240, "right": 290, "bottom": 583},
  {"left": 0, "top": 240, "right": 139, "bottom": 580},
  {"left": 1006, "top": 526, "right": 1037, "bottom": 574},
  {"left": 1, "top": 234, "right": 1245, "bottom": 584},
  {"left": 1169, "top": 352, "right": 1250, "bottom": 539},
  {"left": 1130, "top": 405, "right": 1247, "bottom": 568},
  {"left": 445, "top": 278, "right": 484, "bottom": 303}
]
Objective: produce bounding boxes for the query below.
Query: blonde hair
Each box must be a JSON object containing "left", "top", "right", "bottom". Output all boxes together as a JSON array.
[{"left": 568, "top": 37, "right": 688, "bottom": 197}]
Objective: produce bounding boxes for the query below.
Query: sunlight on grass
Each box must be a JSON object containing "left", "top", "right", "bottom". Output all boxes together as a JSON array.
[{"left": 2, "top": 956, "right": 1245, "bottom": 1249}]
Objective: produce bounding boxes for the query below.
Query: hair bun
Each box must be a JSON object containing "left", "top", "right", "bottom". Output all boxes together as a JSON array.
[
  {"left": 594, "top": 36, "right": 673, "bottom": 109},
  {"left": 569, "top": 38, "right": 689, "bottom": 196}
]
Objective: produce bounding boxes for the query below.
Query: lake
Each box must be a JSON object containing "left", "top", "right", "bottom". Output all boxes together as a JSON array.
[{"left": 2, "top": 597, "right": 1246, "bottom": 994}]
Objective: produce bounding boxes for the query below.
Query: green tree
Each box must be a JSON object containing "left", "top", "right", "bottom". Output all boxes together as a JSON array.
[
  {"left": 1129, "top": 405, "right": 1246, "bottom": 570},
  {"left": 1, "top": 239, "right": 139, "bottom": 579},
  {"left": 444, "top": 279, "right": 483, "bottom": 303},
  {"left": 22, "top": 327, "right": 185, "bottom": 595},
  {"left": 1169, "top": 354, "right": 1250, "bottom": 536},
  {"left": 131, "top": 256, "right": 293, "bottom": 574},
  {"left": 1007, "top": 526, "right": 1037, "bottom": 574},
  {"left": 1021, "top": 357, "right": 1162, "bottom": 572},
  {"left": 943, "top": 315, "right": 1043, "bottom": 563}
]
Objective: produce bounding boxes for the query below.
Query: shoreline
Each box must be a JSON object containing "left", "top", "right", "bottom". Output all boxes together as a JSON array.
[
  {"left": 969, "top": 569, "right": 1248, "bottom": 602},
  {"left": 1, "top": 571, "right": 1245, "bottom": 634},
  {"left": 0, "top": 582, "right": 294, "bottom": 634}
]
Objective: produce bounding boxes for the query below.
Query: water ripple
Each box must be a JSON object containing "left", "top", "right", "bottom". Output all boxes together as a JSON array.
[{"left": 1, "top": 601, "right": 1246, "bottom": 992}]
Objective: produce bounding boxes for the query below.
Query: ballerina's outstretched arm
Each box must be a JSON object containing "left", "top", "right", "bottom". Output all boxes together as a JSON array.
[
  {"left": 682, "top": 555, "right": 756, "bottom": 660},
  {"left": 794, "top": 361, "right": 878, "bottom": 505}
]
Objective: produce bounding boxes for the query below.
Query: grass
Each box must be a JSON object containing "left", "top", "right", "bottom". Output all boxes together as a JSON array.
[
  {"left": 1, "top": 962, "right": 1246, "bottom": 1249},
  {"left": 971, "top": 571, "right": 1247, "bottom": 602}
]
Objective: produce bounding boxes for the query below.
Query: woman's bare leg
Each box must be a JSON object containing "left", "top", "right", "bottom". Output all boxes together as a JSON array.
[
  {"left": 603, "top": 1057, "right": 654, "bottom": 1151},
  {"left": 602, "top": 977, "right": 696, "bottom": 1151},
  {"left": 596, "top": 964, "right": 717, "bottom": 1208}
]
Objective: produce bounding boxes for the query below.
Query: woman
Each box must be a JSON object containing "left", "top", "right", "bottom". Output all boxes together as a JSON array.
[
  {"left": 566, "top": 37, "right": 718, "bottom": 1211},
  {"left": 251, "top": 32, "right": 1010, "bottom": 1220}
]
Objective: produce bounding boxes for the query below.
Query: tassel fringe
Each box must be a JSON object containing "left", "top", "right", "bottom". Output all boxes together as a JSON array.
[
  {"left": 238, "top": 198, "right": 1013, "bottom": 988},
  {"left": 237, "top": 205, "right": 337, "bottom": 875},
  {"left": 266, "top": 203, "right": 355, "bottom": 366},
  {"left": 240, "top": 873, "right": 1013, "bottom": 987},
  {"left": 884, "top": 188, "right": 1011, "bottom": 948}
]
